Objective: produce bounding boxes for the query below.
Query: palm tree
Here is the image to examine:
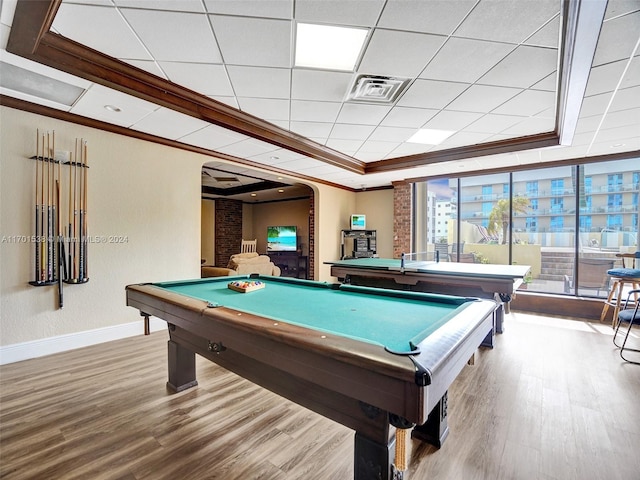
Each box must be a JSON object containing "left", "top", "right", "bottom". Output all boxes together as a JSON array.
[{"left": 487, "top": 197, "right": 530, "bottom": 244}]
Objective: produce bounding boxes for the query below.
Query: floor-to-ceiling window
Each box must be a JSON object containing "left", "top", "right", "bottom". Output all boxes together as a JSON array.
[{"left": 413, "top": 157, "right": 638, "bottom": 297}]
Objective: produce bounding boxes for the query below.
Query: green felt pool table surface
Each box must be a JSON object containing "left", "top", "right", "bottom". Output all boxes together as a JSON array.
[
  {"left": 126, "top": 274, "right": 498, "bottom": 480},
  {"left": 154, "top": 276, "right": 480, "bottom": 354}
]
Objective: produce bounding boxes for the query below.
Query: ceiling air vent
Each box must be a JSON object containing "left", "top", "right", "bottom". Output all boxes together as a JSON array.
[{"left": 346, "top": 74, "right": 410, "bottom": 104}]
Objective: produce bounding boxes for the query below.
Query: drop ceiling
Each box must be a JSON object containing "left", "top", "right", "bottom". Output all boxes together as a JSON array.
[{"left": 1, "top": 0, "right": 638, "bottom": 202}]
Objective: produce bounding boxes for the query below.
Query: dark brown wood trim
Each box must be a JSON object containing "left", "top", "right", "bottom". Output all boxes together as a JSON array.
[
  {"left": 365, "top": 132, "right": 560, "bottom": 173},
  {"left": 5, "top": 0, "right": 595, "bottom": 181},
  {"left": 5, "top": 0, "right": 60, "bottom": 56},
  {"left": 0, "top": 95, "right": 353, "bottom": 193},
  {"left": 404, "top": 149, "right": 640, "bottom": 184},
  {"left": 6, "top": 0, "right": 364, "bottom": 174}
]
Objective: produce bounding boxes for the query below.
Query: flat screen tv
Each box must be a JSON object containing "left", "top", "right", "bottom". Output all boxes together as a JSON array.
[
  {"left": 267, "top": 226, "right": 297, "bottom": 252},
  {"left": 350, "top": 214, "right": 366, "bottom": 230}
]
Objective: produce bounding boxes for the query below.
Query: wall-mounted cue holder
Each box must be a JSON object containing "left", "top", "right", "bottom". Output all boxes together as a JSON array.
[{"left": 28, "top": 130, "right": 89, "bottom": 309}]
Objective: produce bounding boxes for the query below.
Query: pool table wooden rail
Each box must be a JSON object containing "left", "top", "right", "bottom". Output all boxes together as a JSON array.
[{"left": 126, "top": 280, "right": 496, "bottom": 480}]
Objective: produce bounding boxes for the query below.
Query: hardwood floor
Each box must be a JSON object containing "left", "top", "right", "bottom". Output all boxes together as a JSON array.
[{"left": 1, "top": 313, "right": 638, "bottom": 480}]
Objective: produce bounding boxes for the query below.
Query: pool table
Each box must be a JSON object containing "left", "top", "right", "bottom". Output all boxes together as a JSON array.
[
  {"left": 327, "top": 257, "right": 531, "bottom": 334},
  {"left": 126, "top": 275, "right": 496, "bottom": 480}
]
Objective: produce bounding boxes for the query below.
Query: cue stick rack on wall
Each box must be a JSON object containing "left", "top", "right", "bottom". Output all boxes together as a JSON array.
[{"left": 29, "top": 130, "right": 89, "bottom": 309}]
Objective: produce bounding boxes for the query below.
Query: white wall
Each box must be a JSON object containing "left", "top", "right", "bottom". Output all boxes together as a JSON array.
[
  {"left": 0, "top": 107, "right": 395, "bottom": 362},
  {"left": 0, "top": 107, "right": 203, "bottom": 360}
]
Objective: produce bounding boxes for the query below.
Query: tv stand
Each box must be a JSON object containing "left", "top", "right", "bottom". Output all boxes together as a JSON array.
[
  {"left": 341, "top": 230, "right": 377, "bottom": 260},
  {"left": 269, "top": 251, "right": 307, "bottom": 279}
]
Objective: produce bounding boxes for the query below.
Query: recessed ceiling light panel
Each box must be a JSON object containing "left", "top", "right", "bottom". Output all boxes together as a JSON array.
[
  {"left": 408, "top": 128, "right": 456, "bottom": 145},
  {"left": 0, "top": 61, "right": 84, "bottom": 106},
  {"left": 295, "top": 23, "right": 368, "bottom": 71}
]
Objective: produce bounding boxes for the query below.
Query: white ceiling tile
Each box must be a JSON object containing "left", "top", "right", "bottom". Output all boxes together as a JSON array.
[
  {"left": 290, "top": 100, "right": 342, "bottom": 122},
  {"left": 248, "top": 148, "right": 307, "bottom": 164},
  {"left": 1, "top": 0, "right": 17, "bottom": 27},
  {"left": 216, "top": 138, "right": 281, "bottom": 157},
  {"left": 378, "top": 0, "right": 476, "bottom": 35},
  {"left": 397, "top": 79, "right": 470, "bottom": 109},
  {"left": 298, "top": 163, "right": 351, "bottom": 177},
  {"left": 592, "top": 123, "right": 640, "bottom": 144},
  {"left": 454, "top": 0, "right": 560, "bottom": 44},
  {"left": 336, "top": 103, "right": 392, "bottom": 126},
  {"left": 585, "top": 59, "right": 629, "bottom": 96},
  {"left": 210, "top": 15, "right": 291, "bottom": 67},
  {"left": 446, "top": 85, "right": 522, "bottom": 113},
  {"left": 121, "top": 9, "right": 221, "bottom": 63},
  {"left": 291, "top": 69, "right": 353, "bottom": 102},
  {"left": 610, "top": 86, "right": 640, "bottom": 112},
  {"left": 587, "top": 137, "right": 639, "bottom": 156},
  {"left": 289, "top": 121, "right": 333, "bottom": 138},
  {"left": 530, "top": 71, "right": 557, "bottom": 91},
  {"left": 159, "top": 62, "right": 233, "bottom": 96},
  {"left": 329, "top": 123, "right": 376, "bottom": 140},
  {"left": 269, "top": 120, "right": 291, "bottom": 130},
  {"left": 387, "top": 142, "right": 433, "bottom": 157},
  {"left": 466, "top": 114, "right": 524, "bottom": 134},
  {"left": 358, "top": 29, "right": 446, "bottom": 77},
  {"left": 53, "top": 3, "right": 152, "bottom": 60},
  {"left": 598, "top": 107, "right": 640, "bottom": 130},
  {"left": 237, "top": 98, "right": 290, "bottom": 121},
  {"left": 593, "top": 11, "right": 640, "bottom": 66},
  {"left": 180, "top": 124, "right": 249, "bottom": 150},
  {"left": 114, "top": 0, "right": 205, "bottom": 12},
  {"left": 274, "top": 157, "right": 331, "bottom": 170},
  {"left": 209, "top": 96, "right": 239, "bottom": 109},
  {"left": 295, "top": 0, "right": 384, "bottom": 26},
  {"left": 368, "top": 126, "right": 415, "bottom": 142},
  {"left": 132, "top": 107, "right": 210, "bottom": 139},
  {"left": 226, "top": 66, "right": 291, "bottom": 99},
  {"left": 423, "top": 110, "right": 483, "bottom": 131},
  {"left": 440, "top": 131, "right": 493, "bottom": 148},
  {"left": 479, "top": 46, "right": 558, "bottom": 88},
  {"left": 421, "top": 38, "right": 514, "bottom": 84},
  {"left": 70, "top": 84, "right": 158, "bottom": 127},
  {"left": 379, "top": 106, "right": 438, "bottom": 128},
  {"left": 523, "top": 14, "right": 560, "bottom": 48},
  {"left": 124, "top": 59, "right": 168, "bottom": 79},
  {"left": 500, "top": 116, "right": 555, "bottom": 136},
  {"left": 492, "top": 89, "right": 556, "bottom": 116},
  {"left": 204, "top": 0, "right": 292, "bottom": 19},
  {"left": 325, "top": 138, "right": 364, "bottom": 153}
]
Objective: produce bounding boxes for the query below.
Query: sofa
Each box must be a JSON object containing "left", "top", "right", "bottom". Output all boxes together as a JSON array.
[{"left": 201, "top": 252, "right": 281, "bottom": 278}]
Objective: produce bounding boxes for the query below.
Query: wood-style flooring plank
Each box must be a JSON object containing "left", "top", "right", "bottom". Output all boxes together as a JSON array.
[{"left": 1, "top": 313, "right": 639, "bottom": 480}]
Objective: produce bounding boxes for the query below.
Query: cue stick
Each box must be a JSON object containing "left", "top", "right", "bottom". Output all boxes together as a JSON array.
[
  {"left": 68, "top": 144, "right": 74, "bottom": 281},
  {"left": 82, "top": 141, "right": 88, "bottom": 279},
  {"left": 34, "top": 129, "right": 40, "bottom": 282},
  {"left": 46, "top": 131, "right": 53, "bottom": 282},
  {"left": 73, "top": 140, "right": 79, "bottom": 281},
  {"left": 40, "top": 132, "right": 46, "bottom": 281},
  {"left": 78, "top": 142, "right": 85, "bottom": 281},
  {"left": 56, "top": 180, "right": 63, "bottom": 308}
]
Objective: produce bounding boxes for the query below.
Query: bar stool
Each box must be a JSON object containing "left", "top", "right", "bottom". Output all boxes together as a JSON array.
[
  {"left": 600, "top": 252, "right": 640, "bottom": 328},
  {"left": 613, "top": 288, "right": 640, "bottom": 364}
]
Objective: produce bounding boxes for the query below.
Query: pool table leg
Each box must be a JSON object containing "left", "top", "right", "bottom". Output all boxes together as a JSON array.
[
  {"left": 411, "top": 392, "right": 449, "bottom": 448},
  {"left": 166, "top": 338, "right": 198, "bottom": 392}
]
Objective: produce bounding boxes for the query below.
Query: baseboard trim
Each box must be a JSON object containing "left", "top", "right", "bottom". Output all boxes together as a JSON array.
[{"left": 0, "top": 318, "right": 167, "bottom": 365}]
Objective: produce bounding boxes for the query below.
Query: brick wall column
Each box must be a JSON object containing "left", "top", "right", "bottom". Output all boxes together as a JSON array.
[
  {"left": 393, "top": 181, "right": 412, "bottom": 258},
  {"left": 308, "top": 193, "right": 315, "bottom": 279},
  {"left": 215, "top": 198, "right": 243, "bottom": 267}
]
